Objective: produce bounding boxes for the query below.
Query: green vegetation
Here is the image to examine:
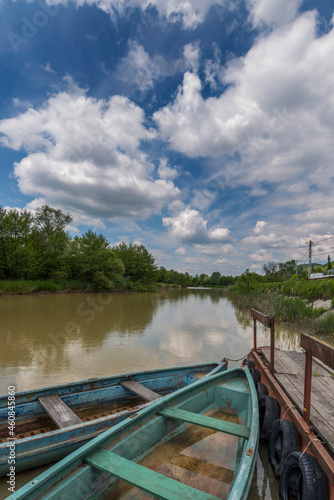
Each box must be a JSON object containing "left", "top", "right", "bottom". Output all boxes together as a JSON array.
[
  {"left": 227, "top": 262, "right": 334, "bottom": 337},
  {"left": 0, "top": 205, "right": 157, "bottom": 293},
  {"left": 0, "top": 204, "right": 235, "bottom": 294}
]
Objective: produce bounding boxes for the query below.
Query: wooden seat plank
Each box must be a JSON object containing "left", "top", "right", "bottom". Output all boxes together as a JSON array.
[
  {"left": 158, "top": 407, "right": 250, "bottom": 439},
  {"left": 38, "top": 395, "right": 82, "bottom": 429},
  {"left": 119, "top": 380, "right": 161, "bottom": 401},
  {"left": 85, "top": 449, "right": 220, "bottom": 500}
]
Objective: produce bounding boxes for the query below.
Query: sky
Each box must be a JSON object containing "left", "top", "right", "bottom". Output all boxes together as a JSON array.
[{"left": 0, "top": 0, "right": 334, "bottom": 276}]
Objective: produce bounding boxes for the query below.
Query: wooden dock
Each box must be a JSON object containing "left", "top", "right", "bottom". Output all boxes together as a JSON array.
[{"left": 260, "top": 346, "right": 334, "bottom": 454}]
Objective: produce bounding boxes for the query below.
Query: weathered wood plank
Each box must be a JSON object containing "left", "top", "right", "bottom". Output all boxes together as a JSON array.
[
  {"left": 85, "top": 449, "right": 220, "bottom": 500},
  {"left": 300, "top": 333, "right": 334, "bottom": 370},
  {"left": 119, "top": 380, "right": 161, "bottom": 401},
  {"left": 38, "top": 395, "right": 82, "bottom": 429},
  {"left": 251, "top": 308, "right": 272, "bottom": 328},
  {"left": 158, "top": 407, "right": 250, "bottom": 439},
  {"left": 259, "top": 347, "right": 334, "bottom": 453}
]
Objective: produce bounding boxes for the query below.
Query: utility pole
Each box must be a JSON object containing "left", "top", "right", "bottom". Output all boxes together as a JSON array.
[
  {"left": 296, "top": 260, "right": 298, "bottom": 277},
  {"left": 307, "top": 240, "right": 312, "bottom": 278}
]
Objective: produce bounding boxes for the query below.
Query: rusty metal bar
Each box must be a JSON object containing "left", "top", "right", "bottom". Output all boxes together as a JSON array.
[
  {"left": 253, "top": 317, "right": 257, "bottom": 350},
  {"left": 300, "top": 333, "right": 334, "bottom": 370},
  {"left": 270, "top": 317, "right": 275, "bottom": 375},
  {"left": 250, "top": 349, "right": 334, "bottom": 487},
  {"left": 250, "top": 308, "right": 271, "bottom": 328},
  {"left": 303, "top": 351, "right": 312, "bottom": 425}
]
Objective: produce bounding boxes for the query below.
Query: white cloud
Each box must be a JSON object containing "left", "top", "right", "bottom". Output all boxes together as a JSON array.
[
  {"left": 175, "top": 247, "right": 186, "bottom": 255},
  {"left": 154, "top": 11, "right": 334, "bottom": 238},
  {"left": 248, "top": 0, "right": 303, "bottom": 27},
  {"left": 0, "top": 81, "right": 179, "bottom": 223},
  {"left": 41, "top": 0, "right": 226, "bottom": 29},
  {"left": 163, "top": 208, "right": 230, "bottom": 244},
  {"left": 183, "top": 41, "right": 201, "bottom": 73},
  {"left": 253, "top": 221, "right": 266, "bottom": 234},
  {"left": 158, "top": 158, "right": 178, "bottom": 180},
  {"left": 115, "top": 41, "right": 171, "bottom": 93}
]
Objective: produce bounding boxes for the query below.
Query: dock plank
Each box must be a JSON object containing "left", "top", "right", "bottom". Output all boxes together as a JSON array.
[
  {"left": 260, "top": 347, "right": 334, "bottom": 454},
  {"left": 38, "top": 395, "right": 82, "bottom": 429},
  {"left": 119, "top": 380, "right": 161, "bottom": 401}
]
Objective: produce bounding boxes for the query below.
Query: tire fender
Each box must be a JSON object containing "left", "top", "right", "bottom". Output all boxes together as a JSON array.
[
  {"left": 268, "top": 419, "right": 300, "bottom": 477},
  {"left": 259, "top": 395, "right": 280, "bottom": 441},
  {"left": 279, "top": 451, "right": 328, "bottom": 500}
]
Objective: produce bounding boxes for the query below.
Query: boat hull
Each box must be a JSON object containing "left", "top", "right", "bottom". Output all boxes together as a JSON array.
[
  {"left": 0, "top": 362, "right": 227, "bottom": 476},
  {"left": 11, "top": 366, "right": 259, "bottom": 500}
]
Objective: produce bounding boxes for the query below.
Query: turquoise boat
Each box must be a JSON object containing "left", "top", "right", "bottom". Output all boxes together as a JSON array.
[
  {"left": 0, "top": 361, "right": 227, "bottom": 477},
  {"left": 11, "top": 366, "right": 259, "bottom": 500}
]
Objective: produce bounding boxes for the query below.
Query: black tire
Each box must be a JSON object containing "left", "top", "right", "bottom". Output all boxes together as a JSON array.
[
  {"left": 250, "top": 367, "right": 261, "bottom": 384},
  {"left": 259, "top": 395, "right": 280, "bottom": 441},
  {"left": 246, "top": 358, "right": 255, "bottom": 369},
  {"left": 268, "top": 419, "right": 300, "bottom": 477},
  {"left": 256, "top": 382, "right": 268, "bottom": 399},
  {"left": 279, "top": 451, "right": 328, "bottom": 500}
]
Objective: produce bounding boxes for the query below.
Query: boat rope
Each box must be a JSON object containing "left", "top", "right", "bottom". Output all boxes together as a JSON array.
[
  {"left": 222, "top": 351, "right": 252, "bottom": 363},
  {"left": 282, "top": 403, "right": 296, "bottom": 419}
]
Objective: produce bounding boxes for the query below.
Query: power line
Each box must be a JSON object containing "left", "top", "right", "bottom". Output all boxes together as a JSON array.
[{"left": 311, "top": 235, "right": 334, "bottom": 244}]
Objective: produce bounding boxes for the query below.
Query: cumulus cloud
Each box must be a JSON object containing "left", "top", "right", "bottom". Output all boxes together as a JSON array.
[
  {"left": 158, "top": 158, "right": 178, "bottom": 180},
  {"left": 154, "top": 11, "right": 334, "bottom": 236},
  {"left": 0, "top": 81, "right": 179, "bottom": 223},
  {"left": 163, "top": 208, "right": 230, "bottom": 244},
  {"left": 247, "top": 0, "right": 303, "bottom": 27},
  {"left": 115, "top": 41, "right": 172, "bottom": 94},
  {"left": 183, "top": 41, "right": 201, "bottom": 73}
]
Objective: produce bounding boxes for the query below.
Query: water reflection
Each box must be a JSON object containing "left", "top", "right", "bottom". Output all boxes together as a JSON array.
[
  {"left": 0, "top": 289, "right": 301, "bottom": 499},
  {"left": 0, "top": 290, "right": 301, "bottom": 393}
]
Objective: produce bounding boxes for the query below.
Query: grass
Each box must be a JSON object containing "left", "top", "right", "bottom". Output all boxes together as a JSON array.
[
  {"left": 227, "top": 289, "right": 324, "bottom": 323},
  {"left": 0, "top": 279, "right": 93, "bottom": 295}
]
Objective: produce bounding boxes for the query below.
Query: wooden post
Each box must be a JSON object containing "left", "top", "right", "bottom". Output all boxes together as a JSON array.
[
  {"left": 253, "top": 317, "right": 257, "bottom": 349},
  {"left": 303, "top": 351, "right": 312, "bottom": 425},
  {"left": 270, "top": 317, "right": 275, "bottom": 375}
]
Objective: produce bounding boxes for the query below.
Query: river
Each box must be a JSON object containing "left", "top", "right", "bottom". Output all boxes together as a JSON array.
[{"left": 0, "top": 288, "right": 301, "bottom": 498}]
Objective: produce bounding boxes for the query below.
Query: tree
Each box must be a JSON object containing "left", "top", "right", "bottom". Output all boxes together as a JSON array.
[
  {"left": 69, "top": 230, "right": 125, "bottom": 289},
  {"left": 29, "top": 205, "right": 73, "bottom": 278},
  {"left": 113, "top": 242, "right": 157, "bottom": 284},
  {"left": 0, "top": 207, "right": 33, "bottom": 279},
  {"left": 237, "top": 269, "right": 257, "bottom": 292},
  {"left": 210, "top": 271, "right": 221, "bottom": 286},
  {"left": 328, "top": 255, "right": 332, "bottom": 271}
]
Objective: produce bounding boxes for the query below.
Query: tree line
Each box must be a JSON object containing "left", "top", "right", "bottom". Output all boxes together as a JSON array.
[{"left": 0, "top": 205, "right": 235, "bottom": 291}]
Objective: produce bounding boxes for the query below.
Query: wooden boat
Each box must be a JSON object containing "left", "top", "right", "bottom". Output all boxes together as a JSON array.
[
  {"left": 249, "top": 308, "right": 334, "bottom": 499},
  {"left": 11, "top": 365, "right": 259, "bottom": 500},
  {"left": 0, "top": 361, "right": 227, "bottom": 477}
]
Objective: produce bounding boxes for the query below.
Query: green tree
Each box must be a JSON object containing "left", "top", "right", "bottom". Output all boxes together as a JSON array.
[
  {"left": 29, "top": 205, "right": 73, "bottom": 278},
  {"left": 328, "top": 255, "right": 332, "bottom": 271},
  {"left": 70, "top": 230, "right": 125, "bottom": 289},
  {"left": 113, "top": 242, "right": 157, "bottom": 284},
  {"left": 0, "top": 207, "right": 33, "bottom": 279},
  {"left": 237, "top": 269, "right": 257, "bottom": 292},
  {"left": 210, "top": 271, "right": 221, "bottom": 286}
]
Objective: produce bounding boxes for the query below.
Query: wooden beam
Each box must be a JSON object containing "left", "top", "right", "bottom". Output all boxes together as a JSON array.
[
  {"left": 119, "top": 380, "right": 161, "bottom": 401},
  {"left": 250, "top": 308, "right": 272, "bottom": 328},
  {"left": 158, "top": 407, "right": 250, "bottom": 439},
  {"left": 85, "top": 449, "right": 220, "bottom": 500},
  {"left": 38, "top": 395, "right": 82, "bottom": 428},
  {"left": 300, "top": 333, "right": 334, "bottom": 370}
]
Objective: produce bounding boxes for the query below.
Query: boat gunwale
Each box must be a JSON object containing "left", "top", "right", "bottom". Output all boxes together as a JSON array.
[
  {"left": 9, "top": 366, "right": 259, "bottom": 500},
  {"left": 0, "top": 361, "right": 226, "bottom": 406}
]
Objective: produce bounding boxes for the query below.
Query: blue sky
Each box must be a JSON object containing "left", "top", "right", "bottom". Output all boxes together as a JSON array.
[{"left": 0, "top": 0, "right": 334, "bottom": 275}]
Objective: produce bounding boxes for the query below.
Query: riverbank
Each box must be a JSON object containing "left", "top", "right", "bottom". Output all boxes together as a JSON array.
[
  {"left": 226, "top": 285, "right": 334, "bottom": 344},
  {"left": 0, "top": 279, "right": 181, "bottom": 295}
]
